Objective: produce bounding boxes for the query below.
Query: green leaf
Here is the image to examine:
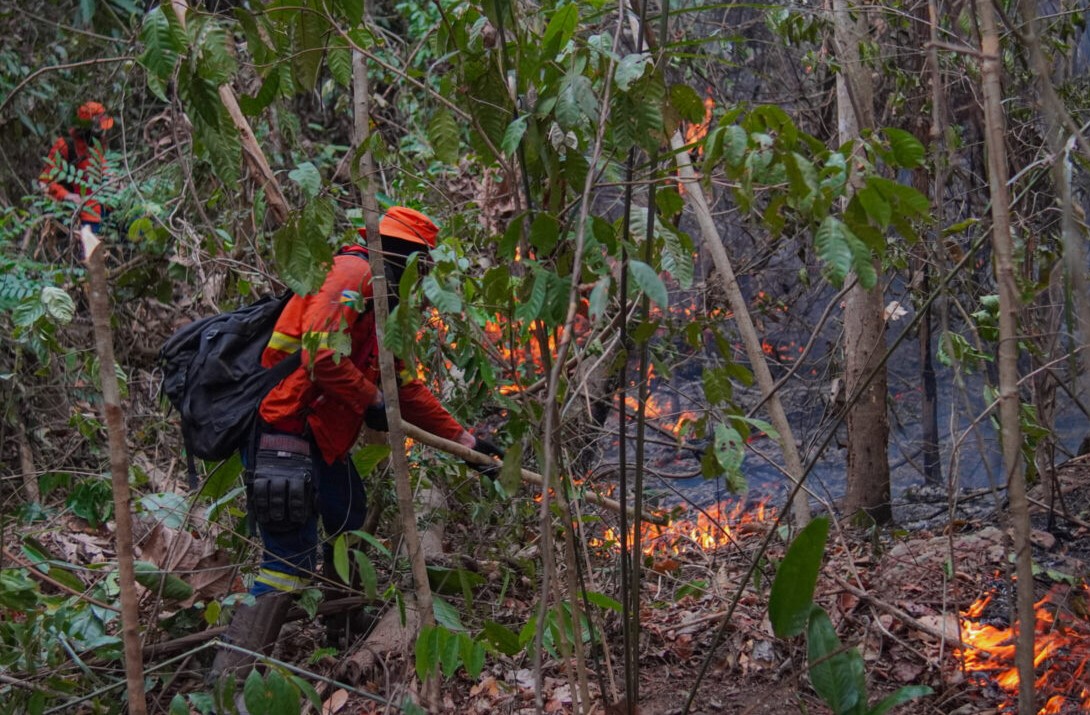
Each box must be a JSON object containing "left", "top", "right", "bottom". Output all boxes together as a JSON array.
[
  {"left": 139, "top": 6, "right": 184, "bottom": 100},
  {"left": 556, "top": 73, "right": 596, "bottom": 128},
  {"left": 294, "top": 2, "right": 326, "bottom": 92},
  {"left": 807, "top": 606, "right": 866, "bottom": 715},
  {"left": 348, "top": 529, "right": 392, "bottom": 558},
  {"left": 426, "top": 566, "right": 486, "bottom": 595},
  {"left": 629, "top": 260, "right": 668, "bottom": 308},
  {"left": 438, "top": 628, "right": 460, "bottom": 677},
  {"left": 769, "top": 517, "right": 829, "bottom": 638},
  {"left": 273, "top": 210, "right": 334, "bottom": 295},
  {"left": 702, "top": 365, "right": 734, "bottom": 405},
  {"left": 868, "top": 685, "right": 933, "bottom": 715},
  {"left": 333, "top": 534, "right": 350, "bottom": 584},
  {"left": 40, "top": 286, "right": 75, "bottom": 323},
  {"left": 289, "top": 162, "right": 321, "bottom": 198},
  {"left": 882, "top": 128, "right": 924, "bottom": 169},
  {"left": 713, "top": 423, "right": 746, "bottom": 492},
  {"left": 432, "top": 596, "right": 465, "bottom": 631},
  {"left": 498, "top": 441, "right": 524, "bottom": 496},
  {"left": 655, "top": 187, "right": 685, "bottom": 220},
  {"left": 581, "top": 590, "right": 622, "bottom": 612},
  {"left": 422, "top": 275, "right": 463, "bottom": 314},
  {"left": 515, "top": 270, "right": 547, "bottom": 322},
  {"left": 857, "top": 185, "right": 891, "bottom": 229},
  {"left": 428, "top": 109, "right": 460, "bottom": 165},
  {"left": 615, "top": 53, "right": 652, "bottom": 92},
  {"left": 169, "top": 694, "right": 188, "bottom": 715},
  {"left": 723, "top": 125, "right": 749, "bottom": 167},
  {"left": 334, "top": 0, "right": 364, "bottom": 25},
  {"left": 670, "top": 84, "right": 706, "bottom": 124},
  {"left": 543, "top": 4, "right": 578, "bottom": 56},
  {"left": 353, "top": 550, "right": 378, "bottom": 599},
  {"left": 814, "top": 216, "right": 852, "bottom": 287},
  {"left": 529, "top": 214, "right": 560, "bottom": 254},
  {"left": 351, "top": 444, "right": 391, "bottom": 477},
  {"left": 133, "top": 560, "right": 194, "bottom": 601},
  {"left": 327, "top": 39, "right": 352, "bottom": 87},
  {"left": 501, "top": 116, "right": 528, "bottom": 157},
  {"left": 460, "top": 635, "right": 486, "bottom": 678},
  {"left": 415, "top": 625, "right": 439, "bottom": 682},
  {"left": 483, "top": 620, "right": 521, "bottom": 656},
  {"left": 194, "top": 20, "right": 237, "bottom": 85},
  {"left": 588, "top": 277, "right": 610, "bottom": 322}
]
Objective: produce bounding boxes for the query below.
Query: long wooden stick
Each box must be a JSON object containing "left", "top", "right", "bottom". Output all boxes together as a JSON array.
[
  {"left": 80, "top": 227, "right": 147, "bottom": 715},
  {"left": 400, "top": 422, "right": 667, "bottom": 526}
]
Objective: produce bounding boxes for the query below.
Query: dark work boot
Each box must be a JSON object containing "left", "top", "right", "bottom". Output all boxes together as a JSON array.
[{"left": 207, "top": 592, "right": 292, "bottom": 685}]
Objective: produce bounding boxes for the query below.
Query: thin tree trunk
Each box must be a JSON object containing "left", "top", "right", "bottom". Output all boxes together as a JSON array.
[
  {"left": 80, "top": 227, "right": 147, "bottom": 715},
  {"left": 832, "top": 0, "right": 892, "bottom": 524},
  {"left": 670, "top": 133, "right": 812, "bottom": 525},
  {"left": 975, "top": 3, "right": 1035, "bottom": 711},
  {"left": 351, "top": 39, "right": 438, "bottom": 705}
]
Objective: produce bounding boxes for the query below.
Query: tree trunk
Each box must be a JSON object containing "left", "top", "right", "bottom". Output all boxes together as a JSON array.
[
  {"left": 832, "top": 0, "right": 892, "bottom": 524},
  {"left": 352, "top": 36, "right": 438, "bottom": 706},
  {"left": 975, "top": 2, "right": 1035, "bottom": 711},
  {"left": 80, "top": 227, "right": 147, "bottom": 715}
]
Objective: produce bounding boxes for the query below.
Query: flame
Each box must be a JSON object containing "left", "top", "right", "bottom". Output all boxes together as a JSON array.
[
  {"left": 957, "top": 583, "right": 1090, "bottom": 713},
  {"left": 591, "top": 499, "right": 772, "bottom": 556},
  {"left": 684, "top": 93, "right": 715, "bottom": 149}
]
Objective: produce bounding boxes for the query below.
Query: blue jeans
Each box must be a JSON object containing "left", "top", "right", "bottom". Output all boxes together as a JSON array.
[{"left": 247, "top": 435, "right": 367, "bottom": 597}]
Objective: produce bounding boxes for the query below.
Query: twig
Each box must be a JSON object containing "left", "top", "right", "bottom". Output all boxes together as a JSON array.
[
  {"left": 0, "top": 57, "right": 134, "bottom": 117},
  {"left": 833, "top": 576, "right": 989, "bottom": 655},
  {"left": 1026, "top": 495, "right": 1090, "bottom": 530}
]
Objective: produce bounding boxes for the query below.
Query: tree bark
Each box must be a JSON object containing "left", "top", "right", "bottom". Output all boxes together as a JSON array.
[
  {"left": 975, "top": 3, "right": 1035, "bottom": 711},
  {"left": 832, "top": 0, "right": 892, "bottom": 524},
  {"left": 352, "top": 37, "right": 438, "bottom": 705},
  {"left": 80, "top": 227, "right": 147, "bottom": 715}
]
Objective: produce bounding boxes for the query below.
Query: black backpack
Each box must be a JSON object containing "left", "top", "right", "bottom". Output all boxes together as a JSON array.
[{"left": 159, "top": 293, "right": 301, "bottom": 485}]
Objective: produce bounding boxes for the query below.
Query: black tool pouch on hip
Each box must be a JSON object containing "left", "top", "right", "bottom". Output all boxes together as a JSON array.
[{"left": 249, "top": 433, "right": 314, "bottom": 533}]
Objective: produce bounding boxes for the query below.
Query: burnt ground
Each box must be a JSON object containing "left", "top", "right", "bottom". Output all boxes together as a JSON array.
[
  {"left": 387, "top": 460, "right": 1089, "bottom": 715},
  {"left": 14, "top": 458, "right": 1089, "bottom": 714}
]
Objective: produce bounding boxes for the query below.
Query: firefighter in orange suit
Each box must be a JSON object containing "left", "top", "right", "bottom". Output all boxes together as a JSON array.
[
  {"left": 209, "top": 206, "right": 504, "bottom": 682},
  {"left": 40, "top": 101, "right": 113, "bottom": 233}
]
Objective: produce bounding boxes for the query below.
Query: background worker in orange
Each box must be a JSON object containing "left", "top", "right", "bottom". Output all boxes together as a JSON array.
[
  {"left": 39, "top": 101, "right": 113, "bottom": 233},
  {"left": 209, "top": 206, "right": 505, "bottom": 681}
]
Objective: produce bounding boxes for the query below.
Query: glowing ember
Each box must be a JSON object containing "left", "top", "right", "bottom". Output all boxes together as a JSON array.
[
  {"left": 591, "top": 499, "right": 772, "bottom": 556},
  {"left": 957, "top": 583, "right": 1090, "bottom": 713}
]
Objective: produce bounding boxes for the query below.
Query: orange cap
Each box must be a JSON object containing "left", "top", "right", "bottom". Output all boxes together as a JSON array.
[
  {"left": 75, "top": 102, "right": 113, "bottom": 130},
  {"left": 357, "top": 206, "right": 439, "bottom": 248}
]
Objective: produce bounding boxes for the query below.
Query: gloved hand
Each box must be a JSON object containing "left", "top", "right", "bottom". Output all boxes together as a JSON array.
[
  {"left": 468, "top": 435, "right": 505, "bottom": 478},
  {"left": 364, "top": 401, "right": 389, "bottom": 431}
]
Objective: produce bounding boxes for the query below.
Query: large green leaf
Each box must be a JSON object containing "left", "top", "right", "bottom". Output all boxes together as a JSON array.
[
  {"left": 814, "top": 216, "right": 853, "bottom": 287},
  {"left": 422, "top": 275, "right": 463, "bottom": 314},
  {"left": 242, "top": 670, "right": 298, "bottom": 715},
  {"left": 543, "top": 4, "right": 578, "bottom": 57},
  {"left": 288, "top": 162, "right": 321, "bottom": 198},
  {"left": 139, "top": 6, "right": 185, "bottom": 100},
  {"left": 194, "top": 19, "right": 237, "bottom": 86},
  {"left": 713, "top": 423, "right": 746, "bottom": 492},
  {"left": 501, "top": 116, "right": 528, "bottom": 157},
  {"left": 327, "top": 36, "right": 352, "bottom": 87},
  {"left": 514, "top": 270, "right": 547, "bottom": 322},
  {"left": 293, "top": 0, "right": 327, "bottom": 92},
  {"left": 629, "top": 260, "right": 668, "bottom": 308},
  {"left": 769, "top": 516, "right": 829, "bottom": 638},
  {"left": 40, "top": 286, "right": 75, "bottom": 323},
  {"left": 273, "top": 213, "right": 333, "bottom": 295},
  {"left": 428, "top": 109, "right": 460, "bottom": 165},
  {"left": 882, "top": 128, "right": 924, "bottom": 169},
  {"left": 807, "top": 607, "right": 866, "bottom": 715},
  {"left": 556, "top": 73, "right": 596, "bottom": 128}
]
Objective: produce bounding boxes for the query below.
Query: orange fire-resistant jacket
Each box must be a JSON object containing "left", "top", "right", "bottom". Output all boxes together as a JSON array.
[
  {"left": 40, "top": 132, "right": 108, "bottom": 224},
  {"left": 258, "top": 246, "right": 465, "bottom": 463}
]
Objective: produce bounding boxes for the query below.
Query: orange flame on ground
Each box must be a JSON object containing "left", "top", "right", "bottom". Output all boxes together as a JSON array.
[
  {"left": 957, "top": 583, "right": 1090, "bottom": 713},
  {"left": 591, "top": 500, "right": 772, "bottom": 556}
]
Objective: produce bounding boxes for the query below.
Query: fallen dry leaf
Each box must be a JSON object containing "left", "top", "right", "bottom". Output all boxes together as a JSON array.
[{"left": 321, "top": 688, "right": 349, "bottom": 714}]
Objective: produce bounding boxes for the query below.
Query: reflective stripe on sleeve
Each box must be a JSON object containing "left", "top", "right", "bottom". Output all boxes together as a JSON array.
[{"left": 267, "top": 331, "right": 302, "bottom": 353}]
